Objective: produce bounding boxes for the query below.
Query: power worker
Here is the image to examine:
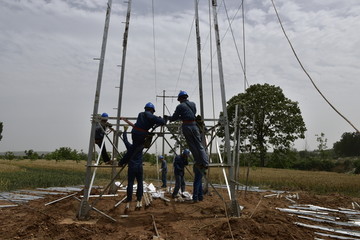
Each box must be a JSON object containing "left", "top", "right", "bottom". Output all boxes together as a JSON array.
[
  {"left": 159, "top": 155, "right": 167, "bottom": 188},
  {"left": 94, "top": 112, "right": 114, "bottom": 165},
  {"left": 172, "top": 149, "right": 190, "bottom": 199},
  {"left": 165, "top": 91, "right": 209, "bottom": 202},
  {"left": 121, "top": 126, "right": 143, "bottom": 209},
  {"left": 118, "top": 102, "right": 166, "bottom": 167}
]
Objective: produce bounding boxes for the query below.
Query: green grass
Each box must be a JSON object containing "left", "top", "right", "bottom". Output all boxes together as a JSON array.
[
  {"left": 2, "top": 159, "right": 360, "bottom": 197},
  {"left": 0, "top": 167, "right": 85, "bottom": 191},
  {"left": 0, "top": 160, "right": 112, "bottom": 191}
]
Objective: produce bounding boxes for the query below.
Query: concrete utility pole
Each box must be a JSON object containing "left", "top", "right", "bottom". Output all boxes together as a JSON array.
[
  {"left": 211, "top": 0, "right": 241, "bottom": 217},
  {"left": 194, "top": 0, "right": 205, "bottom": 119},
  {"left": 78, "top": 0, "right": 113, "bottom": 220},
  {"left": 109, "top": 0, "right": 133, "bottom": 194}
]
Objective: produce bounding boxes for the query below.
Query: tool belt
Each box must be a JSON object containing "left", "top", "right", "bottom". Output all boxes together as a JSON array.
[
  {"left": 133, "top": 126, "right": 148, "bottom": 133},
  {"left": 182, "top": 120, "right": 196, "bottom": 124}
]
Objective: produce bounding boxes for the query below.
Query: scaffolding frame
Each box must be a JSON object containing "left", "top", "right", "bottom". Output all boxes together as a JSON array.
[{"left": 77, "top": 0, "right": 241, "bottom": 220}]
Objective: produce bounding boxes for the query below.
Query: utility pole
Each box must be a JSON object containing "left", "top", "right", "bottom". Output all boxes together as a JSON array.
[
  {"left": 156, "top": 90, "right": 177, "bottom": 156},
  {"left": 109, "top": 0, "right": 133, "bottom": 194},
  {"left": 211, "top": 0, "right": 241, "bottom": 217},
  {"left": 78, "top": 0, "right": 113, "bottom": 220},
  {"left": 194, "top": 0, "right": 204, "bottom": 119}
]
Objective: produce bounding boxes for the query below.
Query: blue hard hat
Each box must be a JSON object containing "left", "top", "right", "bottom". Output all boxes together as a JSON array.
[
  {"left": 177, "top": 90, "right": 188, "bottom": 100},
  {"left": 158, "top": 155, "right": 164, "bottom": 159},
  {"left": 144, "top": 102, "right": 155, "bottom": 112},
  {"left": 101, "top": 113, "right": 109, "bottom": 118},
  {"left": 182, "top": 149, "right": 190, "bottom": 156}
]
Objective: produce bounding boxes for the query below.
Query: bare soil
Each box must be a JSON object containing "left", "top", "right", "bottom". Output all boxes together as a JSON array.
[{"left": 1, "top": 187, "right": 360, "bottom": 240}]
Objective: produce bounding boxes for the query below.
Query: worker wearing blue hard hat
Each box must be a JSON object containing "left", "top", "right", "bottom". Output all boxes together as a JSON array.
[
  {"left": 121, "top": 125, "right": 144, "bottom": 210},
  {"left": 172, "top": 149, "right": 190, "bottom": 199},
  {"left": 166, "top": 91, "right": 209, "bottom": 203},
  {"left": 118, "top": 102, "right": 166, "bottom": 167},
  {"left": 159, "top": 155, "right": 167, "bottom": 188},
  {"left": 94, "top": 112, "right": 114, "bottom": 165}
]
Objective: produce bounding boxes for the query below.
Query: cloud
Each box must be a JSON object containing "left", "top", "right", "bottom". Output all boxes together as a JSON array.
[{"left": 0, "top": 0, "right": 359, "bottom": 153}]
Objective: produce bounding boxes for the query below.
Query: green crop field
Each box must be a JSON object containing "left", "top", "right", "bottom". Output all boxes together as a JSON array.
[{"left": 1, "top": 159, "right": 360, "bottom": 197}]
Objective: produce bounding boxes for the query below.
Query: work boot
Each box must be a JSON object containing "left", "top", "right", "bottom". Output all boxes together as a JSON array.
[
  {"left": 136, "top": 201, "right": 142, "bottom": 208},
  {"left": 126, "top": 202, "right": 130, "bottom": 209}
]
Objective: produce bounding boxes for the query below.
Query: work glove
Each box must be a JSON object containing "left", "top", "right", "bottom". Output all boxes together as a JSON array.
[{"left": 124, "top": 125, "right": 129, "bottom": 132}]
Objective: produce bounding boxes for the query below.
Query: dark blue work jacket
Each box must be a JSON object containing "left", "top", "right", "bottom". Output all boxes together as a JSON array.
[
  {"left": 132, "top": 110, "right": 166, "bottom": 135},
  {"left": 95, "top": 122, "right": 110, "bottom": 140},
  {"left": 168, "top": 100, "right": 196, "bottom": 122},
  {"left": 173, "top": 154, "right": 189, "bottom": 176}
]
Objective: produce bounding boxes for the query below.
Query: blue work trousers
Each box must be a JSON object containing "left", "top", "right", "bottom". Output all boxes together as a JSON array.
[
  {"left": 161, "top": 170, "right": 167, "bottom": 187},
  {"left": 120, "top": 133, "right": 145, "bottom": 166},
  {"left": 192, "top": 165, "right": 204, "bottom": 201},
  {"left": 126, "top": 166, "right": 143, "bottom": 202},
  {"left": 173, "top": 174, "right": 185, "bottom": 197},
  {"left": 95, "top": 139, "right": 110, "bottom": 163},
  {"left": 182, "top": 124, "right": 208, "bottom": 167}
]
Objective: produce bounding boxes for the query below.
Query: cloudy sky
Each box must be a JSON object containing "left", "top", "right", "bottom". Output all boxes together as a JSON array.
[{"left": 0, "top": 0, "right": 359, "bottom": 154}]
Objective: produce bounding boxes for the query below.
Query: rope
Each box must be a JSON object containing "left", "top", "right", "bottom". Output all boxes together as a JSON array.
[{"left": 270, "top": 0, "right": 359, "bottom": 133}]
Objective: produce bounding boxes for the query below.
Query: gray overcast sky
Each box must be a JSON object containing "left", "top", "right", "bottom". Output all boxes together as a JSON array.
[{"left": 0, "top": 0, "right": 359, "bottom": 154}]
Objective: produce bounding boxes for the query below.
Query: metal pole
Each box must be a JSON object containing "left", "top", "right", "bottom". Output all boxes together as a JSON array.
[
  {"left": 78, "top": 0, "right": 113, "bottom": 220},
  {"left": 234, "top": 105, "right": 241, "bottom": 190},
  {"left": 194, "top": 0, "right": 205, "bottom": 119},
  {"left": 195, "top": 0, "right": 210, "bottom": 194},
  {"left": 242, "top": 1, "right": 247, "bottom": 92},
  {"left": 110, "top": 0, "right": 133, "bottom": 194},
  {"left": 211, "top": 0, "right": 240, "bottom": 217},
  {"left": 162, "top": 90, "right": 165, "bottom": 156},
  {"left": 116, "top": 0, "right": 132, "bottom": 137}
]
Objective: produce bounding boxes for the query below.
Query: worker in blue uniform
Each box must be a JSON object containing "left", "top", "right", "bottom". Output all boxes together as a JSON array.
[
  {"left": 118, "top": 102, "right": 166, "bottom": 167},
  {"left": 166, "top": 91, "right": 209, "bottom": 202},
  {"left": 172, "top": 149, "right": 190, "bottom": 198},
  {"left": 159, "top": 155, "right": 167, "bottom": 188},
  {"left": 94, "top": 112, "right": 113, "bottom": 165},
  {"left": 121, "top": 126, "right": 143, "bottom": 209}
]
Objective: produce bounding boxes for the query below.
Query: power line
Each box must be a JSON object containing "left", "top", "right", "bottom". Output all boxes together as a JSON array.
[{"left": 271, "top": 0, "right": 359, "bottom": 133}]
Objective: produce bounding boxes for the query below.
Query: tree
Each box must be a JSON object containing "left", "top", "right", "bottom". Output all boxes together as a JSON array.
[
  {"left": 315, "top": 132, "right": 328, "bottom": 159},
  {"left": 0, "top": 122, "right": 3, "bottom": 142},
  {"left": 224, "top": 83, "right": 306, "bottom": 167},
  {"left": 333, "top": 132, "right": 360, "bottom": 157},
  {"left": 24, "top": 149, "right": 39, "bottom": 160},
  {"left": 4, "top": 151, "right": 15, "bottom": 160},
  {"left": 45, "top": 147, "right": 82, "bottom": 161},
  {"left": 166, "top": 122, "right": 188, "bottom": 154}
]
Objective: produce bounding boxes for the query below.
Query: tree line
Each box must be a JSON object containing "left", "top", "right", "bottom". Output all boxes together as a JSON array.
[{"left": 1, "top": 84, "right": 359, "bottom": 171}]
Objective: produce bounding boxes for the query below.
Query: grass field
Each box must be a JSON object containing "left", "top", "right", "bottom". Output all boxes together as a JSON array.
[{"left": 1, "top": 159, "right": 360, "bottom": 197}]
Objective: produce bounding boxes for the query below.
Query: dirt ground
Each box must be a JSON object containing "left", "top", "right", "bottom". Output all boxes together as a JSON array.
[{"left": 1, "top": 186, "right": 360, "bottom": 240}]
